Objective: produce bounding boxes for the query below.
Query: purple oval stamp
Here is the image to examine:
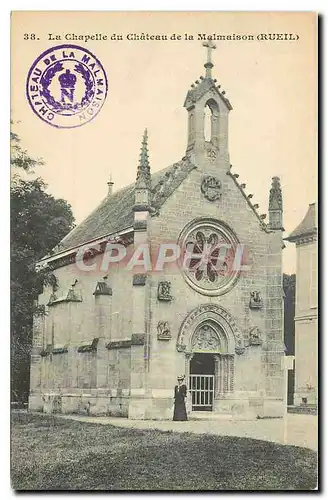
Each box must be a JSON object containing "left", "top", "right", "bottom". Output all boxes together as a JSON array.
[{"left": 26, "top": 44, "right": 108, "bottom": 128}]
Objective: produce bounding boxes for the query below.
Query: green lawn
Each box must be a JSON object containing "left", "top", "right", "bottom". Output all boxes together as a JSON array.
[{"left": 11, "top": 412, "right": 317, "bottom": 491}]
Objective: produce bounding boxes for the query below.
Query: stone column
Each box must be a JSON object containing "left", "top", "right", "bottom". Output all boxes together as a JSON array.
[
  {"left": 213, "top": 354, "right": 221, "bottom": 397},
  {"left": 94, "top": 286, "right": 112, "bottom": 390},
  {"left": 128, "top": 273, "right": 149, "bottom": 419},
  {"left": 128, "top": 130, "right": 152, "bottom": 419},
  {"left": 222, "top": 355, "right": 229, "bottom": 393},
  {"left": 28, "top": 304, "right": 45, "bottom": 410},
  {"left": 184, "top": 352, "right": 194, "bottom": 386},
  {"left": 227, "top": 354, "right": 235, "bottom": 393},
  {"left": 263, "top": 229, "right": 284, "bottom": 417}
]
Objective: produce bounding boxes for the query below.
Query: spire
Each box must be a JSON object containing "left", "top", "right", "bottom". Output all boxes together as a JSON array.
[
  {"left": 136, "top": 129, "right": 151, "bottom": 188},
  {"left": 202, "top": 40, "right": 216, "bottom": 79},
  {"left": 269, "top": 177, "right": 283, "bottom": 211},
  {"left": 268, "top": 176, "right": 283, "bottom": 230}
]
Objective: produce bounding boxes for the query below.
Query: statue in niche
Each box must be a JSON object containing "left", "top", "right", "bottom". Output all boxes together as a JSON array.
[
  {"left": 249, "top": 291, "right": 263, "bottom": 310},
  {"left": 157, "top": 281, "right": 173, "bottom": 301},
  {"left": 249, "top": 326, "right": 262, "bottom": 346},
  {"left": 157, "top": 321, "right": 171, "bottom": 340}
]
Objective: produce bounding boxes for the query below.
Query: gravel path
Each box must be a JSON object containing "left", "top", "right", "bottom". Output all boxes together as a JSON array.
[{"left": 58, "top": 413, "right": 318, "bottom": 451}]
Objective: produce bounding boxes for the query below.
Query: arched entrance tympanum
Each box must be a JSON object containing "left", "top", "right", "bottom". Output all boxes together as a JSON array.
[{"left": 177, "top": 304, "right": 245, "bottom": 412}]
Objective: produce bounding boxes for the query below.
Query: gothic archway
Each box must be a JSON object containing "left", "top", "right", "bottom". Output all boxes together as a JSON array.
[
  {"left": 190, "top": 320, "right": 226, "bottom": 353},
  {"left": 204, "top": 98, "right": 219, "bottom": 146},
  {"left": 176, "top": 303, "right": 245, "bottom": 356}
]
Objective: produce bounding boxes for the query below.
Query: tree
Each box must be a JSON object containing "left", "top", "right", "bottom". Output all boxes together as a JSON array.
[
  {"left": 283, "top": 273, "right": 296, "bottom": 355},
  {"left": 11, "top": 130, "right": 75, "bottom": 403}
]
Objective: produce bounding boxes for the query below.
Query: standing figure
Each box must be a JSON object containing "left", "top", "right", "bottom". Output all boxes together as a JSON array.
[{"left": 173, "top": 375, "right": 188, "bottom": 421}]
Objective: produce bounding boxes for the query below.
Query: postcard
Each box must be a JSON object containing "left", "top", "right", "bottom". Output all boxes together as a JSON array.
[{"left": 11, "top": 11, "right": 318, "bottom": 491}]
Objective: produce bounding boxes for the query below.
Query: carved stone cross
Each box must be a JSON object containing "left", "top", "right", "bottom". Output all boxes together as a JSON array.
[{"left": 202, "top": 39, "right": 217, "bottom": 66}]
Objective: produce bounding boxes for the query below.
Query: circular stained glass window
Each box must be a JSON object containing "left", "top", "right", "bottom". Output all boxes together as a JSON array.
[{"left": 178, "top": 218, "right": 241, "bottom": 296}]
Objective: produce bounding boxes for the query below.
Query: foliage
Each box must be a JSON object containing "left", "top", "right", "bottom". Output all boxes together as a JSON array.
[
  {"left": 10, "top": 130, "right": 44, "bottom": 172},
  {"left": 283, "top": 273, "right": 296, "bottom": 355},
  {"left": 11, "top": 129, "right": 75, "bottom": 403}
]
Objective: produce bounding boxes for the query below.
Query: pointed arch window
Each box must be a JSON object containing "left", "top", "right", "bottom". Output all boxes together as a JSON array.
[
  {"left": 203, "top": 99, "right": 219, "bottom": 145},
  {"left": 204, "top": 105, "right": 212, "bottom": 142}
]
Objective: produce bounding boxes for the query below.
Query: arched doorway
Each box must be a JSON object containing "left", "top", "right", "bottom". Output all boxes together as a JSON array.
[
  {"left": 189, "top": 353, "right": 215, "bottom": 411},
  {"left": 177, "top": 304, "right": 242, "bottom": 414}
]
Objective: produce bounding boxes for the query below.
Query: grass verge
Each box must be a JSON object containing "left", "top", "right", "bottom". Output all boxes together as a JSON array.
[{"left": 11, "top": 412, "right": 317, "bottom": 491}]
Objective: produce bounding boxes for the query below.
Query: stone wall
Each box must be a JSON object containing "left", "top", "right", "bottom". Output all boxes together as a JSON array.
[
  {"left": 294, "top": 240, "right": 318, "bottom": 405},
  {"left": 29, "top": 251, "right": 134, "bottom": 414},
  {"left": 131, "top": 155, "right": 284, "bottom": 418}
]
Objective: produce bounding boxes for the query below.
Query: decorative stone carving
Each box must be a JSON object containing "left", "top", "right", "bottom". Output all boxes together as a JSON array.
[
  {"left": 191, "top": 324, "right": 220, "bottom": 351},
  {"left": 249, "top": 291, "right": 263, "bottom": 309},
  {"left": 177, "top": 303, "right": 245, "bottom": 355},
  {"left": 178, "top": 218, "right": 240, "bottom": 297},
  {"left": 132, "top": 273, "right": 147, "bottom": 286},
  {"left": 131, "top": 333, "right": 146, "bottom": 345},
  {"left": 157, "top": 321, "right": 171, "bottom": 340},
  {"left": 269, "top": 176, "right": 283, "bottom": 211},
  {"left": 157, "top": 281, "right": 173, "bottom": 301},
  {"left": 249, "top": 327, "right": 262, "bottom": 346},
  {"left": 66, "top": 280, "right": 82, "bottom": 302},
  {"left": 106, "top": 339, "right": 132, "bottom": 350},
  {"left": 93, "top": 276, "right": 112, "bottom": 296},
  {"left": 77, "top": 338, "right": 99, "bottom": 353},
  {"left": 48, "top": 279, "right": 82, "bottom": 306},
  {"left": 205, "top": 148, "right": 217, "bottom": 161},
  {"left": 235, "top": 346, "right": 245, "bottom": 355},
  {"left": 151, "top": 159, "right": 197, "bottom": 211},
  {"left": 184, "top": 78, "right": 214, "bottom": 107},
  {"left": 106, "top": 334, "right": 146, "bottom": 350},
  {"left": 201, "top": 175, "right": 222, "bottom": 201}
]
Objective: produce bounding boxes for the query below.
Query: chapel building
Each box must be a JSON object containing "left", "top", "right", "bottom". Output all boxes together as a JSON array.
[{"left": 29, "top": 43, "right": 285, "bottom": 420}]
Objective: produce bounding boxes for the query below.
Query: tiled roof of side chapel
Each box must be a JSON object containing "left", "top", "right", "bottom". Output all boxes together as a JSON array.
[
  {"left": 50, "top": 41, "right": 274, "bottom": 258},
  {"left": 58, "top": 157, "right": 196, "bottom": 252}
]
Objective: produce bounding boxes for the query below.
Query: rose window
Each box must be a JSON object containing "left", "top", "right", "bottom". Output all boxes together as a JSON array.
[{"left": 178, "top": 218, "right": 240, "bottom": 296}]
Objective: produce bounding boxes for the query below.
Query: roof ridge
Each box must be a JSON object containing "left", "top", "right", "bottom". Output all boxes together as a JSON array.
[{"left": 226, "top": 170, "right": 269, "bottom": 232}]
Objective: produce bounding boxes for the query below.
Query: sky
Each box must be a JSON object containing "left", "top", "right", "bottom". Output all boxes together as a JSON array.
[{"left": 11, "top": 11, "right": 317, "bottom": 274}]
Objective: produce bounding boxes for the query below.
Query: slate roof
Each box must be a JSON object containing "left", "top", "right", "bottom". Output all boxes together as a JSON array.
[
  {"left": 285, "top": 203, "right": 317, "bottom": 242},
  {"left": 55, "top": 158, "right": 197, "bottom": 253}
]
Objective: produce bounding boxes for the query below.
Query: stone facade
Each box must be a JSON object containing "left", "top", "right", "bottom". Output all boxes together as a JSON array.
[
  {"left": 285, "top": 203, "right": 318, "bottom": 406},
  {"left": 29, "top": 47, "right": 285, "bottom": 420}
]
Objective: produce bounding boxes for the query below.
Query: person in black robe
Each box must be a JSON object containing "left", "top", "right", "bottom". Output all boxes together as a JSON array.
[{"left": 173, "top": 375, "right": 188, "bottom": 421}]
